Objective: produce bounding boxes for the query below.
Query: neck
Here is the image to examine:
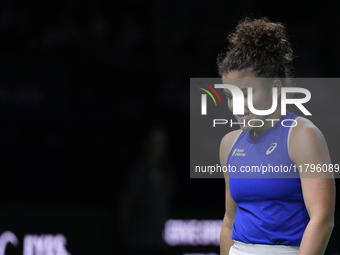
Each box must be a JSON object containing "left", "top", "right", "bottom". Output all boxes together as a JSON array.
[{"left": 252, "top": 107, "right": 283, "bottom": 136}]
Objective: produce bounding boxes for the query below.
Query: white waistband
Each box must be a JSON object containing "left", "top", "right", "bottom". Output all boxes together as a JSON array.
[{"left": 231, "top": 240, "right": 299, "bottom": 255}]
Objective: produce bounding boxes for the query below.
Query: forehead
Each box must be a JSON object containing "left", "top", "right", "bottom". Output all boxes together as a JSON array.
[{"left": 222, "top": 73, "right": 263, "bottom": 93}]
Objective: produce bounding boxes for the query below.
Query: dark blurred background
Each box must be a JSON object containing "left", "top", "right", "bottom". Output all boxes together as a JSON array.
[{"left": 0, "top": 0, "right": 339, "bottom": 254}]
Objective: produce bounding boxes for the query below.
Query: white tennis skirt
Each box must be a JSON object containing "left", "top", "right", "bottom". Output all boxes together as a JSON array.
[{"left": 229, "top": 240, "right": 299, "bottom": 255}]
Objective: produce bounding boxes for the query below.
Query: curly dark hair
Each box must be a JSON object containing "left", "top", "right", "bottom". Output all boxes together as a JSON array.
[{"left": 217, "top": 17, "right": 293, "bottom": 79}]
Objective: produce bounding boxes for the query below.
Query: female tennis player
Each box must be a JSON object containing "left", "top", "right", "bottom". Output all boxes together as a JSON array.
[{"left": 218, "top": 18, "right": 335, "bottom": 255}]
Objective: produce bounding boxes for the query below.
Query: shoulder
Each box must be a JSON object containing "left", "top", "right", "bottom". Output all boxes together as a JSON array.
[
  {"left": 219, "top": 129, "right": 243, "bottom": 166},
  {"left": 220, "top": 129, "right": 243, "bottom": 151},
  {"left": 290, "top": 117, "right": 325, "bottom": 145},
  {"left": 289, "top": 117, "right": 330, "bottom": 165},
  {"left": 292, "top": 116, "right": 318, "bottom": 130}
]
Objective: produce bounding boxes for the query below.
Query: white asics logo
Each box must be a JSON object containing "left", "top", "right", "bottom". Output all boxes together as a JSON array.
[{"left": 266, "top": 143, "right": 277, "bottom": 155}]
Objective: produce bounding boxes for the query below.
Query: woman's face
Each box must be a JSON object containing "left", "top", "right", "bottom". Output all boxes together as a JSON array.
[{"left": 222, "top": 71, "right": 281, "bottom": 134}]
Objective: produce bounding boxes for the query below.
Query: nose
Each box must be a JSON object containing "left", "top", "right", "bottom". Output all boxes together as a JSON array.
[{"left": 227, "top": 97, "right": 248, "bottom": 114}]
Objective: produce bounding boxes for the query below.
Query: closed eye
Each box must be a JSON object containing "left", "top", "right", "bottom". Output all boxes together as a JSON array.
[{"left": 224, "top": 91, "right": 232, "bottom": 100}]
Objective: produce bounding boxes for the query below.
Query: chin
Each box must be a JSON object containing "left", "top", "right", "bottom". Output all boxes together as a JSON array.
[{"left": 239, "top": 125, "right": 254, "bottom": 132}]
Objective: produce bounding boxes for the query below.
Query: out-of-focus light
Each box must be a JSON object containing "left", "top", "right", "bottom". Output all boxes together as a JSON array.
[
  {"left": 0, "top": 231, "right": 70, "bottom": 255},
  {"left": 163, "top": 219, "right": 222, "bottom": 246}
]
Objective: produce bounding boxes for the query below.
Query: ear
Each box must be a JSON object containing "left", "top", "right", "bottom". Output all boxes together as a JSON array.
[{"left": 272, "top": 79, "right": 282, "bottom": 98}]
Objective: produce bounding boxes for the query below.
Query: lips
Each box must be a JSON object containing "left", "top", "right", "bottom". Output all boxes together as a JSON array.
[{"left": 236, "top": 112, "right": 250, "bottom": 120}]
